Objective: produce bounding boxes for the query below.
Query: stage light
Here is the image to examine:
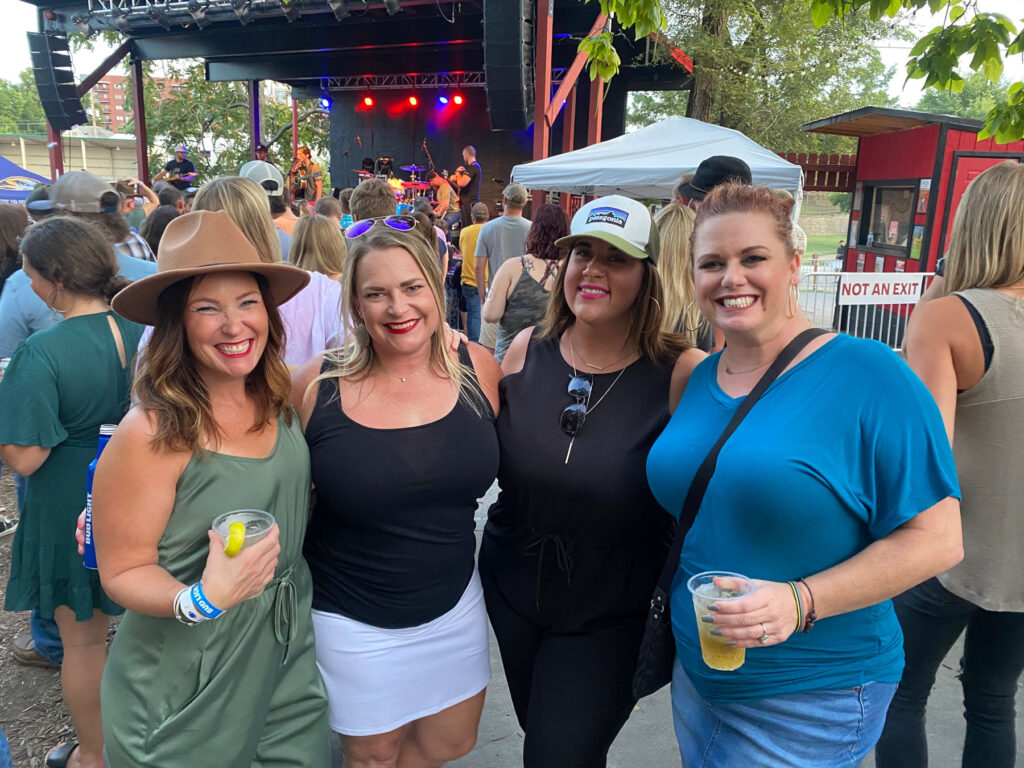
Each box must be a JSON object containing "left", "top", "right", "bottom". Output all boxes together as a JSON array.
[
  {"left": 73, "top": 15, "right": 94, "bottom": 36},
  {"left": 327, "top": 0, "right": 349, "bottom": 20},
  {"left": 112, "top": 7, "right": 130, "bottom": 30},
  {"left": 363, "top": 95, "right": 374, "bottom": 108},
  {"left": 147, "top": 5, "right": 172, "bottom": 30},
  {"left": 383, "top": 0, "right": 402, "bottom": 14},
  {"left": 408, "top": 95, "right": 418, "bottom": 107},
  {"left": 187, "top": 1, "right": 209, "bottom": 28},
  {"left": 438, "top": 95, "right": 449, "bottom": 106},
  {"left": 231, "top": 0, "right": 252, "bottom": 24},
  {"left": 453, "top": 94, "right": 464, "bottom": 106},
  {"left": 320, "top": 95, "right": 332, "bottom": 109}
]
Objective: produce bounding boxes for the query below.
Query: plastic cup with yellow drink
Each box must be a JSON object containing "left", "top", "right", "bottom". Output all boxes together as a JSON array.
[
  {"left": 213, "top": 510, "right": 275, "bottom": 557},
  {"left": 687, "top": 571, "right": 756, "bottom": 671}
]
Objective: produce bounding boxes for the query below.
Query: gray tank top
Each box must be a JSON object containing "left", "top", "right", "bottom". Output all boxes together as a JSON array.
[
  {"left": 494, "top": 257, "right": 555, "bottom": 362},
  {"left": 938, "top": 288, "right": 1024, "bottom": 611}
]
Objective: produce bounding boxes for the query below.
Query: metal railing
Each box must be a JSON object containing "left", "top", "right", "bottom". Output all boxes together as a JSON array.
[{"left": 798, "top": 269, "right": 934, "bottom": 351}]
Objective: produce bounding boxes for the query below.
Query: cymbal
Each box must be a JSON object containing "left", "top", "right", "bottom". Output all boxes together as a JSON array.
[
  {"left": 401, "top": 181, "right": 431, "bottom": 190},
  {"left": 400, "top": 164, "right": 425, "bottom": 172}
]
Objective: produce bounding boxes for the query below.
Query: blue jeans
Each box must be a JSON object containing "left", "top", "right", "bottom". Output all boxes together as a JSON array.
[
  {"left": 31, "top": 611, "right": 63, "bottom": 665},
  {"left": 672, "top": 658, "right": 896, "bottom": 767},
  {"left": 0, "top": 725, "right": 11, "bottom": 768},
  {"left": 461, "top": 284, "right": 481, "bottom": 342},
  {"left": 876, "top": 577, "right": 1024, "bottom": 768}
]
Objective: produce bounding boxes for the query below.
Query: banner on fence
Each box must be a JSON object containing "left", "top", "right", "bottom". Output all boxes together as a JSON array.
[{"left": 838, "top": 274, "right": 922, "bottom": 306}]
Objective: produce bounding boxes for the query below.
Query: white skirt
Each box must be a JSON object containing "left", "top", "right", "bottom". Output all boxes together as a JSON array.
[{"left": 311, "top": 570, "right": 491, "bottom": 736}]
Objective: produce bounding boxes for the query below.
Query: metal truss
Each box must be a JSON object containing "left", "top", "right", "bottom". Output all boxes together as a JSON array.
[{"left": 318, "top": 70, "right": 567, "bottom": 92}]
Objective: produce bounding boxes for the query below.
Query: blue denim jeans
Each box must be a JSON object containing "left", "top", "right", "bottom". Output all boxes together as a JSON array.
[
  {"left": 876, "top": 577, "right": 1024, "bottom": 768},
  {"left": 672, "top": 658, "right": 896, "bottom": 767},
  {"left": 0, "top": 725, "right": 11, "bottom": 768},
  {"left": 461, "top": 284, "right": 481, "bottom": 342},
  {"left": 31, "top": 611, "right": 63, "bottom": 666}
]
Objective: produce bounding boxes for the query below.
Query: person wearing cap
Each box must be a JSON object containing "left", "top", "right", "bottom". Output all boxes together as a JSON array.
[
  {"left": 646, "top": 184, "right": 960, "bottom": 766},
  {"left": 676, "top": 155, "right": 752, "bottom": 211},
  {"left": 50, "top": 170, "right": 156, "bottom": 266},
  {"left": 240, "top": 160, "right": 295, "bottom": 259},
  {"left": 474, "top": 183, "right": 531, "bottom": 352},
  {"left": 430, "top": 172, "right": 462, "bottom": 231},
  {"left": 478, "top": 195, "right": 705, "bottom": 767},
  {"left": 255, "top": 142, "right": 270, "bottom": 163},
  {"left": 153, "top": 146, "right": 196, "bottom": 192},
  {"left": 0, "top": 216, "right": 146, "bottom": 768},
  {"left": 93, "top": 210, "right": 331, "bottom": 766}
]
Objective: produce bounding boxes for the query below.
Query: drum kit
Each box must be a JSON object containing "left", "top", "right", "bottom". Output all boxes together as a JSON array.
[{"left": 353, "top": 160, "right": 432, "bottom": 202}]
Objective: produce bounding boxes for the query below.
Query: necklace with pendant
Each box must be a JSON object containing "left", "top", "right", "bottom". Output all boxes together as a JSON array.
[{"left": 564, "top": 332, "right": 631, "bottom": 464}]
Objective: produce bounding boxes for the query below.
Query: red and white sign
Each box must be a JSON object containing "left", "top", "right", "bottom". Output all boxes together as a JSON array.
[{"left": 838, "top": 274, "right": 922, "bottom": 306}]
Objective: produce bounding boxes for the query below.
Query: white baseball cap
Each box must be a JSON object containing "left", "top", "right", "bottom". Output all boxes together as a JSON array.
[
  {"left": 555, "top": 195, "right": 659, "bottom": 264},
  {"left": 239, "top": 160, "right": 284, "bottom": 197}
]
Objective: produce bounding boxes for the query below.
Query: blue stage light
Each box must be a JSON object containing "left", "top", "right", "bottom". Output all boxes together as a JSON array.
[
  {"left": 320, "top": 95, "right": 332, "bottom": 109},
  {"left": 438, "top": 95, "right": 449, "bottom": 106}
]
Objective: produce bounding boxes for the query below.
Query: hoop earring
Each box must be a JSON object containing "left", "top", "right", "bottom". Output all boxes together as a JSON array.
[
  {"left": 647, "top": 295, "right": 662, "bottom": 313},
  {"left": 786, "top": 282, "right": 799, "bottom": 319},
  {"left": 45, "top": 287, "right": 71, "bottom": 315},
  {"left": 681, "top": 299, "right": 703, "bottom": 335}
]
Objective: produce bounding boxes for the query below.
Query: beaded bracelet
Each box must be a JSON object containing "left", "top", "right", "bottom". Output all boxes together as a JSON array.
[
  {"left": 787, "top": 581, "right": 804, "bottom": 634},
  {"left": 797, "top": 578, "right": 817, "bottom": 632}
]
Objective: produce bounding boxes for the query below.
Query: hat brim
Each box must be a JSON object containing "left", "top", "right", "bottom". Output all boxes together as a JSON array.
[
  {"left": 554, "top": 232, "right": 651, "bottom": 262},
  {"left": 677, "top": 181, "right": 707, "bottom": 201},
  {"left": 112, "top": 262, "right": 311, "bottom": 326}
]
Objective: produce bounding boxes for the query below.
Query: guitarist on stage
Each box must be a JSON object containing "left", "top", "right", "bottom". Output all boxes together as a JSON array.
[
  {"left": 153, "top": 146, "right": 196, "bottom": 191},
  {"left": 288, "top": 145, "right": 323, "bottom": 207},
  {"left": 450, "top": 145, "right": 481, "bottom": 227}
]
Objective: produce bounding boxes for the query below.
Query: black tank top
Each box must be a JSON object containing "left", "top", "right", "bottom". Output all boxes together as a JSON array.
[
  {"left": 303, "top": 345, "right": 498, "bottom": 628},
  {"left": 480, "top": 333, "right": 676, "bottom": 631}
]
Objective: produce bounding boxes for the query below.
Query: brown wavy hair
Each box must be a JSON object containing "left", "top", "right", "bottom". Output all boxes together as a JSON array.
[
  {"left": 0, "top": 204, "right": 28, "bottom": 277},
  {"left": 538, "top": 236, "right": 693, "bottom": 367},
  {"left": 18, "top": 216, "right": 129, "bottom": 304},
  {"left": 132, "top": 272, "right": 292, "bottom": 454}
]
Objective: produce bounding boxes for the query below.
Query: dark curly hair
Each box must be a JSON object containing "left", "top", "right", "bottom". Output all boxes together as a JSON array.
[{"left": 524, "top": 203, "right": 569, "bottom": 264}]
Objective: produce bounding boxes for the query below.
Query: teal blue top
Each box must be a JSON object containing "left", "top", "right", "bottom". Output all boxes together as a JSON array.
[{"left": 646, "top": 335, "right": 959, "bottom": 701}]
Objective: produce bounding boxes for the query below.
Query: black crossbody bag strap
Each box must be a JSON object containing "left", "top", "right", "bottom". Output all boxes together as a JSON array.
[{"left": 649, "top": 328, "right": 828, "bottom": 617}]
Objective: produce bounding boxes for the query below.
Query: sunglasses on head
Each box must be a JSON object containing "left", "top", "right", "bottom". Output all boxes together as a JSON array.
[
  {"left": 559, "top": 374, "right": 593, "bottom": 436},
  {"left": 344, "top": 215, "right": 417, "bottom": 239}
]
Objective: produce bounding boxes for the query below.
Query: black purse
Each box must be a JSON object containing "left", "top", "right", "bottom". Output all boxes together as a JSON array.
[{"left": 632, "top": 328, "right": 827, "bottom": 699}]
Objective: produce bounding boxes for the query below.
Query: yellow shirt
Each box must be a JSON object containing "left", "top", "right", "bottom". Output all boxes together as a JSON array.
[{"left": 459, "top": 223, "right": 486, "bottom": 287}]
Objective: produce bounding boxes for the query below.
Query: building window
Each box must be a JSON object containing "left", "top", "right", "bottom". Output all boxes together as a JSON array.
[{"left": 860, "top": 185, "right": 916, "bottom": 251}]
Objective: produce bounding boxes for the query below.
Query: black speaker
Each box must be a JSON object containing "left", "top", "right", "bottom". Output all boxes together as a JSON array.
[
  {"left": 28, "top": 33, "right": 87, "bottom": 132},
  {"left": 483, "top": 0, "right": 534, "bottom": 131}
]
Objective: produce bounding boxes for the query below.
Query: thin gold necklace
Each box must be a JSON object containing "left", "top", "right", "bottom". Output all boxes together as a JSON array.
[
  {"left": 568, "top": 328, "right": 635, "bottom": 371},
  {"left": 377, "top": 359, "right": 430, "bottom": 383},
  {"left": 722, "top": 357, "right": 772, "bottom": 376}
]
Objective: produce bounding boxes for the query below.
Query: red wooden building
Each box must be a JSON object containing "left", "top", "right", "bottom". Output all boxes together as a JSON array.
[{"left": 803, "top": 106, "right": 1024, "bottom": 275}]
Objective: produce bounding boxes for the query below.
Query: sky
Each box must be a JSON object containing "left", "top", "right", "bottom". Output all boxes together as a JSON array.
[{"left": 1, "top": 0, "right": 1023, "bottom": 106}]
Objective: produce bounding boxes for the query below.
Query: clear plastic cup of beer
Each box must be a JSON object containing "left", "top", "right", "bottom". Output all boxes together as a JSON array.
[{"left": 687, "top": 571, "right": 755, "bottom": 671}]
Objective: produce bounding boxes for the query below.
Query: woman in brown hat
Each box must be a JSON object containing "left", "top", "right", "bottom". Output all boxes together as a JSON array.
[{"left": 91, "top": 210, "right": 331, "bottom": 766}]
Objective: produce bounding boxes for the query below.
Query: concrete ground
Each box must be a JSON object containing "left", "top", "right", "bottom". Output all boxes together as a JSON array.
[{"left": 331, "top": 483, "right": 1022, "bottom": 767}]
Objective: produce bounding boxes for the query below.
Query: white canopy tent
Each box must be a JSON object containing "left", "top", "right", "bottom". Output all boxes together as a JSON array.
[{"left": 510, "top": 116, "right": 804, "bottom": 202}]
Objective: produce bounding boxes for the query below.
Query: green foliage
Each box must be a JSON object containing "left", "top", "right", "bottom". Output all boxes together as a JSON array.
[
  {"left": 627, "top": 0, "right": 903, "bottom": 153},
  {"left": 915, "top": 69, "right": 1010, "bottom": 120},
  {"left": 828, "top": 191, "right": 853, "bottom": 212},
  {"left": 579, "top": 0, "right": 666, "bottom": 81},
  {"left": 806, "top": 0, "right": 1024, "bottom": 142},
  {"left": 0, "top": 69, "right": 46, "bottom": 134},
  {"left": 120, "top": 61, "right": 330, "bottom": 185}
]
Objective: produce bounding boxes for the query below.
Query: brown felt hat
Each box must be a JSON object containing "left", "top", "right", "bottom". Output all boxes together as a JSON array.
[{"left": 112, "top": 210, "right": 310, "bottom": 326}]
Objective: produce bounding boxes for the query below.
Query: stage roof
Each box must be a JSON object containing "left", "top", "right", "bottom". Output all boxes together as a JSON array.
[{"left": 21, "top": 1, "right": 690, "bottom": 92}]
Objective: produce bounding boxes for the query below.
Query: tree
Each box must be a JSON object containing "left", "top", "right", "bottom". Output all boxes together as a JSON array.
[
  {"left": 120, "top": 61, "right": 330, "bottom": 185},
  {"left": 0, "top": 69, "right": 46, "bottom": 135},
  {"left": 807, "top": 0, "right": 1024, "bottom": 142},
  {"left": 627, "top": 0, "right": 903, "bottom": 153},
  {"left": 915, "top": 68, "right": 1010, "bottom": 120}
]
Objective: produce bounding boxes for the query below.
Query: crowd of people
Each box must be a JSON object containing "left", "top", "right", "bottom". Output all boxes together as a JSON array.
[{"left": 0, "top": 150, "right": 1019, "bottom": 768}]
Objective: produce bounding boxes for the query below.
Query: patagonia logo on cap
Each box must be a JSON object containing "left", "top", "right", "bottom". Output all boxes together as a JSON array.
[{"left": 585, "top": 206, "right": 628, "bottom": 229}]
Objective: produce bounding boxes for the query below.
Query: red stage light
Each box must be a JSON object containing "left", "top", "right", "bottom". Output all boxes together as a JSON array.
[
  {"left": 452, "top": 94, "right": 464, "bottom": 105},
  {"left": 363, "top": 96, "right": 374, "bottom": 107},
  {"left": 408, "top": 95, "right": 419, "bottom": 107}
]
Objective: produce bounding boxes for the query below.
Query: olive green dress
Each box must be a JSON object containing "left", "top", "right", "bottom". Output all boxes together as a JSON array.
[
  {"left": 100, "top": 413, "right": 331, "bottom": 767},
  {"left": 1, "top": 311, "right": 143, "bottom": 620}
]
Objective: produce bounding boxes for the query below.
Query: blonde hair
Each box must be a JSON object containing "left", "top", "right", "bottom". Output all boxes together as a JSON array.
[
  {"left": 192, "top": 176, "right": 282, "bottom": 264},
  {"left": 654, "top": 203, "right": 704, "bottom": 344},
  {"left": 289, "top": 214, "right": 346, "bottom": 278},
  {"left": 312, "top": 225, "right": 488, "bottom": 415},
  {"left": 944, "top": 161, "right": 1024, "bottom": 294}
]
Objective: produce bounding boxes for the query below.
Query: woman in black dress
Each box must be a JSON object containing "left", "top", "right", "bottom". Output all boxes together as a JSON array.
[{"left": 478, "top": 195, "right": 705, "bottom": 767}]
